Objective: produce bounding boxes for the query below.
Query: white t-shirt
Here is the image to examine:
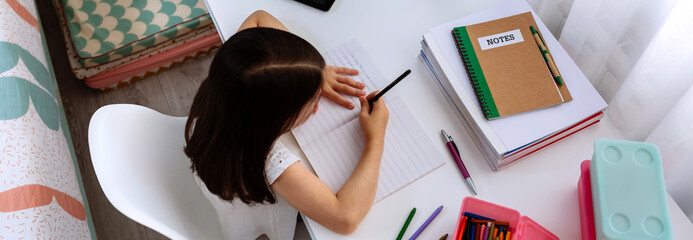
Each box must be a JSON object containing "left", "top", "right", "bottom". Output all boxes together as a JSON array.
[{"left": 195, "top": 140, "right": 301, "bottom": 240}]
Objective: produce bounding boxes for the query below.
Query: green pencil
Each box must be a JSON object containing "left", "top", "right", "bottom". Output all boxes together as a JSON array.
[{"left": 396, "top": 208, "right": 416, "bottom": 240}]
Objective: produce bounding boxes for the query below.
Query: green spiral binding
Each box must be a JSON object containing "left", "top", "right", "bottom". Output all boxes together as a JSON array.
[{"left": 452, "top": 27, "right": 500, "bottom": 119}]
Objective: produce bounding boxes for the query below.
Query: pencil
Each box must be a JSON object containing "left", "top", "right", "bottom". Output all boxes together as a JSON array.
[
  {"left": 470, "top": 224, "right": 476, "bottom": 240},
  {"left": 505, "top": 230, "right": 511, "bottom": 240},
  {"left": 463, "top": 212, "right": 495, "bottom": 221},
  {"left": 487, "top": 222, "right": 494, "bottom": 240},
  {"left": 470, "top": 219, "right": 510, "bottom": 226},
  {"left": 396, "top": 208, "right": 416, "bottom": 240},
  {"left": 530, "top": 26, "right": 563, "bottom": 86},
  {"left": 439, "top": 233, "right": 449, "bottom": 240},
  {"left": 479, "top": 223, "right": 484, "bottom": 240},
  {"left": 409, "top": 205, "right": 443, "bottom": 240},
  {"left": 368, "top": 69, "right": 411, "bottom": 108},
  {"left": 457, "top": 216, "right": 467, "bottom": 240},
  {"left": 464, "top": 217, "right": 473, "bottom": 240}
]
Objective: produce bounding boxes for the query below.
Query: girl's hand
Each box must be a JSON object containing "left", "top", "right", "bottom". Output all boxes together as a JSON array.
[
  {"left": 359, "top": 91, "right": 389, "bottom": 143},
  {"left": 322, "top": 65, "right": 367, "bottom": 109}
]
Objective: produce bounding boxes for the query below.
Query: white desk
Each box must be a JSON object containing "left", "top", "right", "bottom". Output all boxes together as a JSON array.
[{"left": 204, "top": 0, "right": 693, "bottom": 239}]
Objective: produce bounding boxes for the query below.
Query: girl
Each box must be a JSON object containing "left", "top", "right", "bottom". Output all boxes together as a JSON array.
[{"left": 185, "top": 10, "right": 389, "bottom": 239}]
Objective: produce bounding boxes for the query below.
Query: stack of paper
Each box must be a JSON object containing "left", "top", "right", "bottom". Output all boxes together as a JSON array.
[{"left": 418, "top": 0, "right": 607, "bottom": 170}]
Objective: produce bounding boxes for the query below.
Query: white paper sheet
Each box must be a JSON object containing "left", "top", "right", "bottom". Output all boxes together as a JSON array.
[
  {"left": 293, "top": 40, "right": 445, "bottom": 202},
  {"left": 293, "top": 39, "right": 390, "bottom": 147}
]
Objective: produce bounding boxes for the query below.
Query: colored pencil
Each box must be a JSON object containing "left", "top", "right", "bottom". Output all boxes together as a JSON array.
[
  {"left": 464, "top": 217, "right": 473, "bottom": 240},
  {"left": 463, "top": 212, "right": 495, "bottom": 221},
  {"left": 470, "top": 219, "right": 510, "bottom": 226},
  {"left": 439, "top": 233, "right": 448, "bottom": 240},
  {"left": 484, "top": 223, "right": 493, "bottom": 240},
  {"left": 457, "top": 216, "right": 467, "bottom": 240},
  {"left": 487, "top": 222, "right": 496, "bottom": 240},
  {"left": 505, "top": 231, "right": 511, "bottom": 240},
  {"left": 409, "top": 205, "right": 443, "bottom": 240},
  {"left": 396, "top": 208, "right": 416, "bottom": 240},
  {"left": 470, "top": 225, "right": 476, "bottom": 240},
  {"left": 478, "top": 223, "right": 482, "bottom": 240},
  {"left": 479, "top": 224, "right": 484, "bottom": 240}
]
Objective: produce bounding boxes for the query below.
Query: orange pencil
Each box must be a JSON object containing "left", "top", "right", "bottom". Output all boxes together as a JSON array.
[
  {"left": 493, "top": 228, "right": 498, "bottom": 240},
  {"left": 479, "top": 224, "right": 485, "bottom": 240},
  {"left": 457, "top": 216, "right": 467, "bottom": 240},
  {"left": 499, "top": 232, "right": 504, "bottom": 240},
  {"left": 505, "top": 230, "right": 511, "bottom": 240}
]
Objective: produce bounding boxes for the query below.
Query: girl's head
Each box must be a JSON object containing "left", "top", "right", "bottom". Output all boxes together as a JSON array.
[{"left": 185, "top": 27, "right": 324, "bottom": 204}]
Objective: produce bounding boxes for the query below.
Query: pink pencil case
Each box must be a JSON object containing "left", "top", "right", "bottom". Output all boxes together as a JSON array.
[
  {"left": 577, "top": 160, "right": 596, "bottom": 240},
  {"left": 452, "top": 197, "right": 559, "bottom": 240}
]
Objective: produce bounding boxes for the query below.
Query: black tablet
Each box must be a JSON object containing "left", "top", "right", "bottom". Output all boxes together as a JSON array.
[{"left": 295, "top": 0, "right": 336, "bottom": 11}]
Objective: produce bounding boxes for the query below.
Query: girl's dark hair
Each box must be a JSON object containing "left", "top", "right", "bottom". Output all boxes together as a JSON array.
[{"left": 185, "top": 27, "right": 325, "bottom": 204}]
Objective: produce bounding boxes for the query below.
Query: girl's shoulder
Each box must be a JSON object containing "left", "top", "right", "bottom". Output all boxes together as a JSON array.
[{"left": 266, "top": 140, "right": 301, "bottom": 185}]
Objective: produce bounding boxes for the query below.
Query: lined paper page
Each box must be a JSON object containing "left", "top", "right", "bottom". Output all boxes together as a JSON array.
[
  {"left": 292, "top": 40, "right": 444, "bottom": 202},
  {"left": 293, "top": 39, "right": 392, "bottom": 147},
  {"left": 301, "top": 97, "right": 445, "bottom": 202}
]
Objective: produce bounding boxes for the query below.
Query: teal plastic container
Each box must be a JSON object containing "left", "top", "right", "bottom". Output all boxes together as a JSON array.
[{"left": 590, "top": 139, "right": 672, "bottom": 240}]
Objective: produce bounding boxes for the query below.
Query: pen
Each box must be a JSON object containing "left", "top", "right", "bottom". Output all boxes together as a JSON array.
[
  {"left": 530, "top": 26, "right": 563, "bottom": 86},
  {"left": 409, "top": 205, "right": 443, "bottom": 240},
  {"left": 368, "top": 69, "right": 411, "bottom": 109},
  {"left": 441, "top": 130, "right": 478, "bottom": 195},
  {"left": 396, "top": 208, "right": 417, "bottom": 240}
]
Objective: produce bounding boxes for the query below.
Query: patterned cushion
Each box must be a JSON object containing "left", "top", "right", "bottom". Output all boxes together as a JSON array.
[{"left": 59, "top": 0, "right": 214, "bottom": 67}]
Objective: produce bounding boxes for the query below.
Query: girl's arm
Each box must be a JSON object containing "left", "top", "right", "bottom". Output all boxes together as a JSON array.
[
  {"left": 272, "top": 92, "right": 389, "bottom": 234},
  {"left": 238, "top": 10, "right": 288, "bottom": 32}
]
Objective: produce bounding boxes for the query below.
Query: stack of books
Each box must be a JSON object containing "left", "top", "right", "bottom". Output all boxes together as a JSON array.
[{"left": 419, "top": 0, "right": 607, "bottom": 170}]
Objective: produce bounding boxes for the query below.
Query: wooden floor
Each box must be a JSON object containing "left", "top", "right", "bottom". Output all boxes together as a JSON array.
[{"left": 37, "top": 1, "right": 209, "bottom": 239}]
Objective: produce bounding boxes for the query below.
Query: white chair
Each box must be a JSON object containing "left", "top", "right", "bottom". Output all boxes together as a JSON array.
[{"left": 88, "top": 104, "right": 223, "bottom": 240}]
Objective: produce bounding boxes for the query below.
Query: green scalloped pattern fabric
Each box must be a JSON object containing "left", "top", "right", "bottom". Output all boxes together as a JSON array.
[
  {"left": 0, "top": 41, "right": 61, "bottom": 130},
  {"left": 61, "top": 0, "right": 211, "bottom": 66}
]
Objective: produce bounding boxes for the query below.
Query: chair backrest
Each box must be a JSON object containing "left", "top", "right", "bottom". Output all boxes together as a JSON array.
[{"left": 88, "top": 104, "right": 223, "bottom": 240}]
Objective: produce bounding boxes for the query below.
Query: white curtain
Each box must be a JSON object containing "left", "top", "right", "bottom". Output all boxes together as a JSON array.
[
  {"left": 525, "top": 0, "right": 575, "bottom": 37},
  {"left": 531, "top": 0, "right": 693, "bottom": 221}
]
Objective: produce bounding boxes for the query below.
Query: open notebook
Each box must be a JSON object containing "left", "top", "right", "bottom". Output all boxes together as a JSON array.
[{"left": 292, "top": 40, "right": 445, "bottom": 202}]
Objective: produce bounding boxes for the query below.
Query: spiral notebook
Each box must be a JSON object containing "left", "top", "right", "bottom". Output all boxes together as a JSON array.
[{"left": 452, "top": 12, "right": 572, "bottom": 120}]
